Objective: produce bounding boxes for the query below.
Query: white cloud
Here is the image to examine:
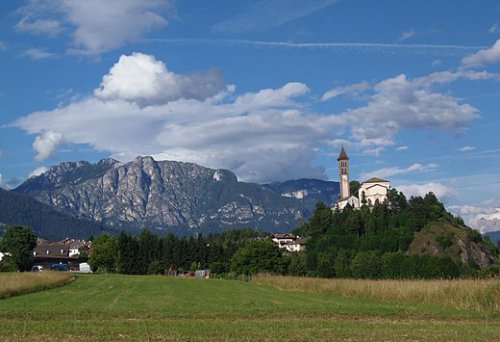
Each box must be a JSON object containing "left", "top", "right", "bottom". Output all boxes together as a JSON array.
[
  {"left": 458, "top": 146, "right": 476, "bottom": 152},
  {"left": 16, "top": 18, "right": 62, "bottom": 37},
  {"left": 448, "top": 202, "right": 500, "bottom": 233},
  {"left": 462, "top": 39, "right": 500, "bottom": 68},
  {"left": 0, "top": 41, "right": 7, "bottom": 51},
  {"left": 340, "top": 73, "right": 479, "bottom": 152},
  {"left": 14, "top": 53, "right": 484, "bottom": 183},
  {"left": 396, "top": 145, "right": 409, "bottom": 151},
  {"left": 361, "top": 163, "right": 437, "bottom": 180},
  {"left": 28, "top": 166, "right": 49, "bottom": 179},
  {"left": 15, "top": 0, "right": 171, "bottom": 54},
  {"left": 321, "top": 81, "right": 370, "bottom": 101},
  {"left": 21, "top": 48, "right": 56, "bottom": 60},
  {"left": 33, "top": 131, "right": 64, "bottom": 161},
  {"left": 396, "top": 182, "right": 455, "bottom": 202},
  {"left": 414, "top": 70, "right": 500, "bottom": 87},
  {"left": 94, "top": 52, "right": 226, "bottom": 106},
  {"left": 399, "top": 28, "right": 415, "bottom": 42},
  {"left": 488, "top": 23, "right": 498, "bottom": 33}
]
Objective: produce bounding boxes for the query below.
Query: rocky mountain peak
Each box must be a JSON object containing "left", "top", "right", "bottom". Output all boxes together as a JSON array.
[{"left": 14, "top": 158, "right": 339, "bottom": 235}]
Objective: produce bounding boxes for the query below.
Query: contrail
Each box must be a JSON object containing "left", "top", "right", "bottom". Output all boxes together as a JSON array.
[{"left": 150, "top": 38, "right": 486, "bottom": 52}]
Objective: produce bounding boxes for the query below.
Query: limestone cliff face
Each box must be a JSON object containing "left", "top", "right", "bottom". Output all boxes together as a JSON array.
[{"left": 16, "top": 157, "right": 337, "bottom": 234}]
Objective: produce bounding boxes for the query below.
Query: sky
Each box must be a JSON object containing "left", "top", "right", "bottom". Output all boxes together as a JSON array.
[{"left": 0, "top": 0, "right": 499, "bottom": 232}]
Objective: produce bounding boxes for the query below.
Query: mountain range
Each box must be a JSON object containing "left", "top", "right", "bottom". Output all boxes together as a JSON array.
[{"left": 12, "top": 156, "right": 340, "bottom": 238}]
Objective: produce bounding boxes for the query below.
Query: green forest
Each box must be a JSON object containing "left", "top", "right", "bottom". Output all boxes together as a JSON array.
[
  {"left": 83, "top": 189, "right": 500, "bottom": 279},
  {"left": 2, "top": 188, "right": 499, "bottom": 279}
]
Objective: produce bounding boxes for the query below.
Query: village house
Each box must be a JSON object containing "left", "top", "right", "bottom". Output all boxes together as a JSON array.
[
  {"left": 271, "top": 233, "right": 306, "bottom": 252},
  {"left": 32, "top": 238, "right": 91, "bottom": 269}
]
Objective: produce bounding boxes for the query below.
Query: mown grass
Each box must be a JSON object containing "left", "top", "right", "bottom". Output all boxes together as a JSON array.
[
  {"left": 0, "top": 272, "right": 75, "bottom": 299},
  {"left": 0, "top": 274, "right": 498, "bottom": 341},
  {"left": 253, "top": 275, "right": 500, "bottom": 312}
]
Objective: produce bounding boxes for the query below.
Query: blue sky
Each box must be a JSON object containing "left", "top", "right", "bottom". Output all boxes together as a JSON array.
[{"left": 1, "top": 0, "right": 500, "bottom": 232}]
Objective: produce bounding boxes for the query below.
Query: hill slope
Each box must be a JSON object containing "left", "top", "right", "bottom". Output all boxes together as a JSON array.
[
  {"left": 0, "top": 188, "right": 106, "bottom": 240},
  {"left": 14, "top": 157, "right": 340, "bottom": 235},
  {"left": 408, "top": 220, "right": 496, "bottom": 268}
]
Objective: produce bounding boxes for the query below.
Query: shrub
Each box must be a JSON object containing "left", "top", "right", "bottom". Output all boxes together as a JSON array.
[{"left": 351, "top": 251, "right": 381, "bottom": 279}]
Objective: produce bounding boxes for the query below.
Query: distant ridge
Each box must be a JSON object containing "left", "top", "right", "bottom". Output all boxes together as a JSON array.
[{"left": 14, "top": 157, "right": 340, "bottom": 236}]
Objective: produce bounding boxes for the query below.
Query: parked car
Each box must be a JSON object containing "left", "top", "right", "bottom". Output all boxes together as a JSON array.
[
  {"left": 31, "top": 265, "right": 44, "bottom": 272},
  {"left": 50, "top": 264, "right": 69, "bottom": 271}
]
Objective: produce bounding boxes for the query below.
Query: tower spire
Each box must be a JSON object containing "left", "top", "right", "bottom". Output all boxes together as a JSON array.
[
  {"left": 338, "top": 145, "right": 350, "bottom": 199},
  {"left": 337, "top": 145, "right": 349, "bottom": 161}
]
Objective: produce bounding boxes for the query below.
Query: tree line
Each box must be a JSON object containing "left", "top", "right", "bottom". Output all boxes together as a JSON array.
[
  {"left": 2, "top": 188, "right": 499, "bottom": 278},
  {"left": 88, "top": 228, "right": 279, "bottom": 275}
]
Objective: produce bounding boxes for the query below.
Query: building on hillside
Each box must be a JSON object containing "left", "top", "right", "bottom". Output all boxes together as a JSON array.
[
  {"left": 358, "top": 177, "right": 390, "bottom": 207},
  {"left": 271, "top": 233, "right": 306, "bottom": 252},
  {"left": 334, "top": 146, "right": 390, "bottom": 211}
]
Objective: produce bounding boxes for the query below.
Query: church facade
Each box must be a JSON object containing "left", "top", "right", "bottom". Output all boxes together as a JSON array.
[{"left": 335, "top": 146, "right": 390, "bottom": 210}]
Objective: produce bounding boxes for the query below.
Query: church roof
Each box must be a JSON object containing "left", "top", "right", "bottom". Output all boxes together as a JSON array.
[
  {"left": 337, "top": 145, "right": 349, "bottom": 161},
  {"left": 363, "top": 177, "right": 389, "bottom": 183}
]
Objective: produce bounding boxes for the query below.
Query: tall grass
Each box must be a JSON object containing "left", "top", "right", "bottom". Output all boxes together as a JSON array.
[
  {"left": 0, "top": 272, "right": 75, "bottom": 299},
  {"left": 253, "top": 275, "right": 500, "bottom": 312}
]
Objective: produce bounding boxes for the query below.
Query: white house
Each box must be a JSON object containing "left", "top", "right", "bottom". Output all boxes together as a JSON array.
[{"left": 271, "top": 234, "right": 306, "bottom": 252}]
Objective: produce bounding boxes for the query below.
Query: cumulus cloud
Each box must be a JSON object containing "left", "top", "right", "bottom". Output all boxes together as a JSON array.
[
  {"left": 339, "top": 73, "right": 479, "bottom": 152},
  {"left": 448, "top": 202, "right": 500, "bottom": 233},
  {"left": 14, "top": 53, "right": 485, "bottom": 183},
  {"left": 361, "top": 163, "right": 437, "bottom": 180},
  {"left": 462, "top": 39, "right": 500, "bottom": 68},
  {"left": 94, "top": 53, "right": 226, "bottom": 106},
  {"left": 33, "top": 131, "right": 64, "bottom": 161},
  {"left": 28, "top": 166, "right": 49, "bottom": 179},
  {"left": 15, "top": 0, "right": 171, "bottom": 54},
  {"left": 396, "top": 182, "right": 455, "bottom": 202}
]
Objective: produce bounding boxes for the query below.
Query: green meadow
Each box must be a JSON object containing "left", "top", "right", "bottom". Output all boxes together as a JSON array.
[{"left": 0, "top": 274, "right": 499, "bottom": 341}]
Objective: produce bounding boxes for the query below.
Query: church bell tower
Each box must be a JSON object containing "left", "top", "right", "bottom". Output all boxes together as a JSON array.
[{"left": 338, "top": 145, "right": 350, "bottom": 199}]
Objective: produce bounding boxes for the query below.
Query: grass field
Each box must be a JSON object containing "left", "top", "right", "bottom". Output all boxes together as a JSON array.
[
  {"left": 253, "top": 275, "right": 500, "bottom": 312},
  {"left": 0, "top": 274, "right": 499, "bottom": 341},
  {"left": 0, "top": 272, "right": 75, "bottom": 299}
]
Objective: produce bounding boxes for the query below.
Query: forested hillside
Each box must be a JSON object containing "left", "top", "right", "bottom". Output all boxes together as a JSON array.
[
  {"left": 294, "top": 189, "right": 499, "bottom": 279},
  {"left": 0, "top": 188, "right": 106, "bottom": 240}
]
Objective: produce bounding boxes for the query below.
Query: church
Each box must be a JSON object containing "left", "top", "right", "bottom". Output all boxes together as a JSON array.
[{"left": 334, "top": 146, "right": 391, "bottom": 210}]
